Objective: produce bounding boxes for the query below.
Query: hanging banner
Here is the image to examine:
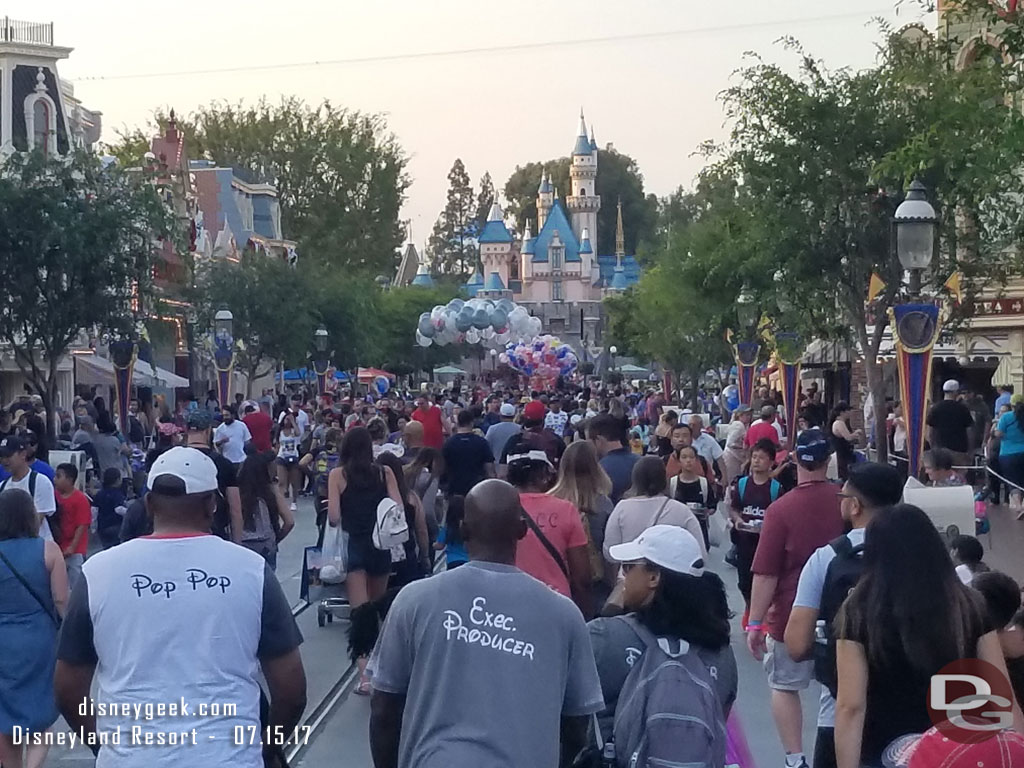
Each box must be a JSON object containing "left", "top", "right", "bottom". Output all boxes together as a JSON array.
[
  {"left": 109, "top": 340, "right": 138, "bottom": 440},
  {"left": 213, "top": 335, "right": 234, "bottom": 410},
  {"left": 733, "top": 340, "right": 761, "bottom": 407},
  {"left": 773, "top": 331, "right": 806, "bottom": 450},
  {"left": 889, "top": 303, "right": 942, "bottom": 479},
  {"left": 312, "top": 359, "right": 331, "bottom": 396}
]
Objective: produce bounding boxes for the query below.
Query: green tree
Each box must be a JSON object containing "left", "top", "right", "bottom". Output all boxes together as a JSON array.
[
  {"left": 427, "top": 159, "right": 478, "bottom": 277},
  {"left": 503, "top": 149, "right": 658, "bottom": 253},
  {"left": 193, "top": 249, "right": 316, "bottom": 396},
  {"left": 473, "top": 171, "right": 496, "bottom": 235},
  {"left": 0, "top": 150, "right": 178, "bottom": 438},
  {"left": 112, "top": 98, "right": 410, "bottom": 276},
  {"left": 698, "top": 8, "right": 1024, "bottom": 458},
  {"left": 367, "top": 286, "right": 461, "bottom": 377}
]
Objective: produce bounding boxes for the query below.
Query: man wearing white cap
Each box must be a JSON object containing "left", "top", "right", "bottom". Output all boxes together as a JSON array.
[
  {"left": 485, "top": 402, "right": 522, "bottom": 467},
  {"left": 927, "top": 379, "right": 975, "bottom": 470},
  {"left": 55, "top": 447, "right": 306, "bottom": 768}
]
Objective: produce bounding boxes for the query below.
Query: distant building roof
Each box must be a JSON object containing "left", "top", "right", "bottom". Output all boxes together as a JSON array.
[
  {"left": 573, "top": 133, "right": 594, "bottom": 156},
  {"left": 538, "top": 172, "right": 552, "bottom": 194},
  {"left": 411, "top": 262, "right": 434, "bottom": 287},
  {"left": 610, "top": 266, "right": 629, "bottom": 292},
  {"left": 479, "top": 203, "right": 514, "bottom": 243},
  {"left": 596, "top": 253, "right": 640, "bottom": 288},
  {"left": 464, "top": 269, "right": 484, "bottom": 297},
  {"left": 531, "top": 199, "right": 581, "bottom": 263},
  {"left": 483, "top": 271, "right": 506, "bottom": 291},
  {"left": 579, "top": 228, "right": 593, "bottom": 255}
]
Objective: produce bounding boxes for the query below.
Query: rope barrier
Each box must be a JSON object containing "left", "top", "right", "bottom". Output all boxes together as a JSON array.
[{"left": 886, "top": 453, "right": 1024, "bottom": 493}]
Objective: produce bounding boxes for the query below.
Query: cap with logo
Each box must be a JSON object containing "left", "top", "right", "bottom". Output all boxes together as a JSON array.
[
  {"left": 608, "top": 525, "right": 705, "bottom": 577},
  {"left": 523, "top": 400, "right": 546, "bottom": 421},
  {"left": 499, "top": 403, "right": 516, "bottom": 417},
  {"left": 883, "top": 727, "right": 1024, "bottom": 768},
  {"left": 146, "top": 446, "right": 220, "bottom": 496},
  {"left": 795, "top": 427, "right": 832, "bottom": 463},
  {"left": 0, "top": 435, "right": 26, "bottom": 456}
]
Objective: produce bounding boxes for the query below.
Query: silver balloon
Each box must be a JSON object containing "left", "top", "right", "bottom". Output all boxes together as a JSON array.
[
  {"left": 456, "top": 310, "right": 474, "bottom": 333},
  {"left": 473, "top": 308, "right": 490, "bottom": 330},
  {"left": 447, "top": 298, "right": 465, "bottom": 313},
  {"left": 465, "top": 328, "right": 481, "bottom": 344},
  {"left": 415, "top": 330, "right": 432, "bottom": 347},
  {"left": 489, "top": 309, "right": 507, "bottom": 329},
  {"left": 417, "top": 313, "right": 435, "bottom": 338}
]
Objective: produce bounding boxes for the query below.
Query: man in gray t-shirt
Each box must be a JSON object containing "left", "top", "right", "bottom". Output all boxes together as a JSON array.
[
  {"left": 485, "top": 404, "right": 522, "bottom": 464},
  {"left": 369, "top": 479, "right": 603, "bottom": 768}
]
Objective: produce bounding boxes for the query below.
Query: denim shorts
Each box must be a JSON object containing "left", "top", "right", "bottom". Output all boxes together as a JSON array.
[{"left": 347, "top": 534, "right": 392, "bottom": 577}]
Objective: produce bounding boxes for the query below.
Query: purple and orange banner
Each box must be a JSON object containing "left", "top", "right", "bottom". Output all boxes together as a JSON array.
[
  {"left": 773, "top": 331, "right": 806, "bottom": 450},
  {"left": 734, "top": 341, "right": 761, "bottom": 407},
  {"left": 889, "top": 303, "right": 941, "bottom": 478},
  {"left": 109, "top": 340, "right": 137, "bottom": 439}
]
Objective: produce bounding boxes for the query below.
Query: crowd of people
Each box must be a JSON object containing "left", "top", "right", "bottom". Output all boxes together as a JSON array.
[{"left": 2, "top": 376, "right": 1024, "bottom": 768}]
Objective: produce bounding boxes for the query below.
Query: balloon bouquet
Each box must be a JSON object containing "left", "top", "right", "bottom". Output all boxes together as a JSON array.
[
  {"left": 500, "top": 335, "right": 578, "bottom": 388},
  {"left": 415, "top": 297, "right": 543, "bottom": 349}
]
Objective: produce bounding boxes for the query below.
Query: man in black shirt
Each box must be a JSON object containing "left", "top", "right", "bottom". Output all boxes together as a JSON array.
[
  {"left": 927, "top": 379, "right": 975, "bottom": 469},
  {"left": 442, "top": 409, "right": 495, "bottom": 497}
]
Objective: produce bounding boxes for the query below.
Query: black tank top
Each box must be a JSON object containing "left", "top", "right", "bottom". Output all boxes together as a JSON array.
[{"left": 339, "top": 466, "right": 386, "bottom": 537}]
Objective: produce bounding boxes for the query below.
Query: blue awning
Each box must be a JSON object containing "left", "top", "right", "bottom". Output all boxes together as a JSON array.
[{"left": 276, "top": 368, "right": 349, "bottom": 382}]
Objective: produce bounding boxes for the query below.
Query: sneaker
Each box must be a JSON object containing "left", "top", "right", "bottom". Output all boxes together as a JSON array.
[
  {"left": 784, "top": 758, "right": 808, "bottom": 768},
  {"left": 290, "top": 502, "right": 297, "bottom": 513}
]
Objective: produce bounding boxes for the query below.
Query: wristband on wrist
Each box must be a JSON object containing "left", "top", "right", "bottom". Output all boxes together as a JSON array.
[{"left": 746, "top": 620, "right": 764, "bottom": 632}]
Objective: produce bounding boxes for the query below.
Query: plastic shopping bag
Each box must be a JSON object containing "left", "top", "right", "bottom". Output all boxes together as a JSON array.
[
  {"left": 708, "top": 502, "right": 730, "bottom": 549},
  {"left": 319, "top": 525, "right": 348, "bottom": 584}
]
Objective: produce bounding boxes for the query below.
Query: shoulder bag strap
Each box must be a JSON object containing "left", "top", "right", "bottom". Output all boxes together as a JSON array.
[
  {"left": 521, "top": 509, "right": 568, "bottom": 578},
  {"left": 651, "top": 497, "right": 671, "bottom": 526},
  {"left": 0, "top": 547, "right": 59, "bottom": 627}
]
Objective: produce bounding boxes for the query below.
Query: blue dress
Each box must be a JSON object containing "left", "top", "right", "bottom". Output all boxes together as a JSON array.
[{"left": 0, "top": 537, "right": 59, "bottom": 732}]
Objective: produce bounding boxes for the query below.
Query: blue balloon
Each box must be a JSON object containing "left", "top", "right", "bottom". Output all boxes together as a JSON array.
[
  {"left": 473, "top": 308, "right": 490, "bottom": 330},
  {"left": 456, "top": 311, "right": 474, "bottom": 333},
  {"left": 374, "top": 375, "right": 390, "bottom": 395}
]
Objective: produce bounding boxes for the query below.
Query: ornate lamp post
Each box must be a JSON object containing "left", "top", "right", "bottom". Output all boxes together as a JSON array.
[
  {"left": 109, "top": 333, "right": 138, "bottom": 438},
  {"left": 213, "top": 307, "right": 234, "bottom": 409},
  {"left": 730, "top": 286, "right": 761, "bottom": 407},
  {"left": 891, "top": 179, "right": 939, "bottom": 478},
  {"left": 609, "top": 345, "right": 618, "bottom": 377},
  {"left": 312, "top": 326, "right": 330, "bottom": 395}
]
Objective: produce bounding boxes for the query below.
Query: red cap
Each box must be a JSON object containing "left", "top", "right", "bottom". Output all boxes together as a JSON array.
[
  {"left": 900, "top": 728, "right": 1024, "bottom": 768},
  {"left": 523, "top": 400, "right": 546, "bottom": 421}
]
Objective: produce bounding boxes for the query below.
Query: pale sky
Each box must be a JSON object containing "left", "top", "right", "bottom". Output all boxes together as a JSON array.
[{"left": 51, "top": 0, "right": 931, "bottom": 252}]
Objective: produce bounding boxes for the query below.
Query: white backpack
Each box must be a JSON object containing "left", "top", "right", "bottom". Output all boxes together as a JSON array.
[{"left": 372, "top": 496, "right": 409, "bottom": 551}]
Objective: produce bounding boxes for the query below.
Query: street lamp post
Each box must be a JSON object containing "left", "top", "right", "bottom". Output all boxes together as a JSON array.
[
  {"left": 891, "top": 179, "right": 940, "bottom": 479},
  {"left": 312, "top": 326, "right": 330, "bottom": 396},
  {"left": 609, "top": 345, "right": 618, "bottom": 378},
  {"left": 213, "top": 307, "right": 234, "bottom": 409},
  {"left": 489, "top": 348, "right": 498, "bottom": 372}
]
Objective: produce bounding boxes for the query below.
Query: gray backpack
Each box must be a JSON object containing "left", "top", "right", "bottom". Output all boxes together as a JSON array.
[{"left": 612, "top": 616, "right": 727, "bottom": 768}]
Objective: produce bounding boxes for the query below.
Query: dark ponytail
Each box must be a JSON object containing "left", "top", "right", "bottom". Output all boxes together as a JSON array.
[{"left": 1015, "top": 400, "right": 1024, "bottom": 429}]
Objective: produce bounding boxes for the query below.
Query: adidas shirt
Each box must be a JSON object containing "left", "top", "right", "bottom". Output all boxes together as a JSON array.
[{"left": 58, "top": 534, "right": 302, "bottom": 767}]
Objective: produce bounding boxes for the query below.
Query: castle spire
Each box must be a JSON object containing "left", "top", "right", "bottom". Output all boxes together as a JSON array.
[
  {"left": 578, "top": 108, "right": 587, "bottom": 138},
  {"left": 615, "top": 198, "right": 625, "bottom": 258}
]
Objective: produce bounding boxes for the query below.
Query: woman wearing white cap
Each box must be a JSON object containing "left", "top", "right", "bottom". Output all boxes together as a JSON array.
[{"left": 587, "top": 525, "right": 737, "bottom": 756}]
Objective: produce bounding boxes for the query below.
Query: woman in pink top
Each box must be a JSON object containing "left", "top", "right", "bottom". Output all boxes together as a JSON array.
[{"left": 504, "top": 434, "right": 593, "bottom": 618}]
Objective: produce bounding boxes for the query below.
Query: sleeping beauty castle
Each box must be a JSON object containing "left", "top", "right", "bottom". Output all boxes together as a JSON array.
[{"left": 398, "top": 110, "right": 640, "bottom": 357}]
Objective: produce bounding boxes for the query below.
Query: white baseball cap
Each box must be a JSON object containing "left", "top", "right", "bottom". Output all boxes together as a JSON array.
[
  {"left": 147, "top": 447, "right": 220, "bottom": 496},
  {"left": 500, "top": 403, "right": 516, "bottom": 417},
  {"left": 943, "top": 379, "right": 960, "bottom": 393},
  {"left": 608, "top": 524, "right": 705, "bottom": 577}
]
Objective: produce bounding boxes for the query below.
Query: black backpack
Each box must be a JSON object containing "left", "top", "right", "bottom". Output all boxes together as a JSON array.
[{"left": 813, "top": 534, "right": 864, "bottom": 699}]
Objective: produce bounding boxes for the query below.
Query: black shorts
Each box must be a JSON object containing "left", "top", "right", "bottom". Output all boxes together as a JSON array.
[
  {"left": 347, "top": 534, "right": 392, "bottom": 577},
  {"left": 277, "top": 457, "right": 299, "bottom": 468}
]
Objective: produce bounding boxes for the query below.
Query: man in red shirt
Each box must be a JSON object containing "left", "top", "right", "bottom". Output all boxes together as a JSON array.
[
  {"left": 746, "top": 428, "right": 842, "bottom": 768},
  {"left": 745, "top": 404, "right": 782, "bottom": 448},
  {"left": 54, "top": 462, "right": 92, "bottom": 589},
  {"left": 411, "top": 394, "right": 448, "bottom": 451},
  {"left": 242, "top": 401, "right": 274, "bottom": 454}
]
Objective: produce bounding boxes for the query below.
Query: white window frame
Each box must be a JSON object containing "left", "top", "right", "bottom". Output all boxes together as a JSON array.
[{"left": 25, "top": 90, "right": 58, "bottom": 156}]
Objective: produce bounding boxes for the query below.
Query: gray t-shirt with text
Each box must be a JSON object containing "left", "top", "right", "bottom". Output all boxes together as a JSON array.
[{"left": 370, "top": 560, "right": 604, "bottom": 768}]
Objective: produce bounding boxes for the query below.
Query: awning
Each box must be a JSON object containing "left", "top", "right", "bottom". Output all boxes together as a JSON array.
[
  {"left": 74, "top": 354, "right": 189, "bottom": 389},
  {"left": 357, "top": 367, "right": 395, "bottom": 383},
  {"left": 276, "top": 368, "right": 350, "bottom": 382},
  {"left": 433, "top": 365, "right": 467, "bottom": 376}
]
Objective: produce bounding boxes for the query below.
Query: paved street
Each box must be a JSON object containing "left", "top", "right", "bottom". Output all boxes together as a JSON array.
[{"left": 41, "top": 496, "right": 1024, "bottom": 767}]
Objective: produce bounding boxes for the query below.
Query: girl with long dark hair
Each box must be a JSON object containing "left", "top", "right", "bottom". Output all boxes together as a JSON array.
[
  {"left": 992, "top": 393, "right": 1024, "bottom": 515},
  {"left": 237, "top": 452, "right": 293, "bottom": 570},
  {"left": 834, "top": 503, "right": 1023, "bottom": 767},
  {"left": 327, "top": 426, "right": 403, "bottom": 693},
  {"left": 404, "top": 446, "right": 442, "bottom": 549},
  {"left": 588, "top": 524, "right": 736, "bottom": 743}
]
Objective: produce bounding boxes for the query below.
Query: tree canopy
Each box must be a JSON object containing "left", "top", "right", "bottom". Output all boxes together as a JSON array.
[
  {"left": 0, "top": 150, "right": 177, "bottom": 436},
  {"left": 111, "top": 97, "right": 410, "bottom": 277}
]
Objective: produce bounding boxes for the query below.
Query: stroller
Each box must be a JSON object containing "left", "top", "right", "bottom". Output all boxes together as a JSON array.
[{"left": 300, "top": 526, "right": 350, "bottom": 627}]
